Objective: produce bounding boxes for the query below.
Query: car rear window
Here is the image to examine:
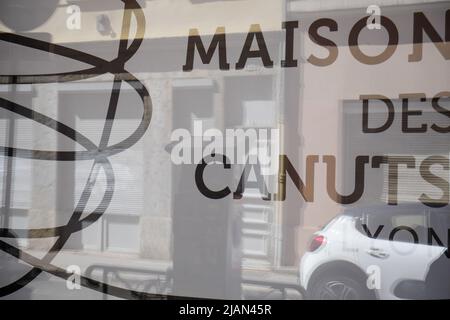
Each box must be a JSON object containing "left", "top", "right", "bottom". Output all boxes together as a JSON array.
[{"left": 355, "top": 207, "right": 449, "bottom": 246}]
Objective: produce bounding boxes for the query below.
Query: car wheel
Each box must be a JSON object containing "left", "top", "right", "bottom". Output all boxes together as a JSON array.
[{"left": 309, "top": 275, "right": 372, "bottom": 300}]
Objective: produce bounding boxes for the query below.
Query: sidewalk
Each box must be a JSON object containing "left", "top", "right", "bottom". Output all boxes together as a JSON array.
[{"left": 5, "top": 249, "right": 302, "bottom": 300}]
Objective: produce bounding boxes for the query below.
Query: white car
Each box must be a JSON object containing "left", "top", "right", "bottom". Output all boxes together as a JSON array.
[{"left": 299, "top": 204, "right": 449, "bottom": 300}]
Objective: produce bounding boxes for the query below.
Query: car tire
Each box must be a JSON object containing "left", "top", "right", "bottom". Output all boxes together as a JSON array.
[{"left": 309, "top": 274, "right": 373, "bottom": 300}]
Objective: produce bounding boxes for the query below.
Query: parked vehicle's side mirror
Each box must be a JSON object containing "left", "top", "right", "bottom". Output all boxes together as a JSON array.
[{"left": 394, "top": 280, "right": 426, "bottom": 300}]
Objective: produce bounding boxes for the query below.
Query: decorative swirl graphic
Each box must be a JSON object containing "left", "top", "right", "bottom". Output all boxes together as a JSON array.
[{"left": 0, "top": 0, "right": 174, "bottom": 299}]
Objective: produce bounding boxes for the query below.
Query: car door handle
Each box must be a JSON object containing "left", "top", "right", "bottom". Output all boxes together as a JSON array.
[{"left": 366, "top": 248, "right": 390, "bottom": 259}]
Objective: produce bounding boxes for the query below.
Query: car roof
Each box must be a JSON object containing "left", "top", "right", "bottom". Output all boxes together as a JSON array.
[{"left": 341, "top": 203, "right": 450, "bottom": 217}]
